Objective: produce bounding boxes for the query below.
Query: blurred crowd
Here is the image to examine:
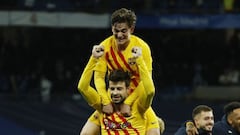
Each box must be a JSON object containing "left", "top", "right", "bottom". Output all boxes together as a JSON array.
[
  {"left": 0, "top": 0, "right": 240, "bottom": 101},
  {"left": 0, "top": 0, "right": 240, "bottom": 14},
  {"left": 0, "top": 27, "right": 239, "bottom": 100}
]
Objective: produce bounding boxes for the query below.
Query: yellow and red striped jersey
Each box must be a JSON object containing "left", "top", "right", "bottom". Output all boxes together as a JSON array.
[{"left": 94, "top": 35, "right": 152, "bottom": 105}]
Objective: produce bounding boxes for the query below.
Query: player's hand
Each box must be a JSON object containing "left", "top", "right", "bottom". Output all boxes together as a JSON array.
[
  {"left": 186, "top": 121, "right": 198, "bottom": 135},
  {"left": 92, "top": 45, "right": 104, "bottom": 59},
  {"left": 158, "top": 117, "right": 165, "bottom": 134},
  {"left": 131, "top": 47, "right": 142, "bottom": 58},
  {"left": 120, "top": 104, "right": 131, "bottom": 117},
  {"left": 102, "top": 104, "right": 113, "bottom": 115}
]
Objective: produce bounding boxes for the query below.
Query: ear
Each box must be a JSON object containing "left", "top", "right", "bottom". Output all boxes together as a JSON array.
[
  {"left": 111, "top": 26, "right": 114, "bottom": 33},
  {"left": 193, "top": 118, "right": 198, "bottom": 127},
  {"left": 227, "top": 115, "right": 233, "bottom": 124},
  {"left": 130, "top": 26, "right": 135, "bottom": 33}
]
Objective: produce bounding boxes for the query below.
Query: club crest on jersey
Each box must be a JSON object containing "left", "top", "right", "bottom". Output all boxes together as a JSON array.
[
  {"left": 103, "top": 118, "right": 131, "bottom": 129},
  {"left": 128, "top": 57, "right": 136, "bottom": 65}
]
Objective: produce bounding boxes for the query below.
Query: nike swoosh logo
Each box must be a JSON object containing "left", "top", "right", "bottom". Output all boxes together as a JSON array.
[{"left": 151, "top": 121, "right": 157, "bottom": 124}]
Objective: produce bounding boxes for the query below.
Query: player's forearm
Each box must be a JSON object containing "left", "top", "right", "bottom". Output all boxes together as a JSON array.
[
  {"left": 124, "top": 70, "right": 152, "bottom": 106},
  {"left": 137, "top": 57, "right": 155, "bottom": 109},
  {"left": 94, "top": 71, "right": 111, "bottom": 105},
  {"left": 80, "top": 87, "right": 102, "bottom": 111},
  {"left": 78, "top": 56, "right": 96, "bottom": 93},
  {"left": 123, "top": 86, "right": 139, "bottom": 105},
  {"left": 78, "top": 56, "right": 102, "bottom": 110}
]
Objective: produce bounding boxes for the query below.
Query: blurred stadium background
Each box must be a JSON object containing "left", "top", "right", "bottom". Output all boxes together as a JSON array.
[{"left": 0, "top": 0, "right": 240, "bottom": 135}]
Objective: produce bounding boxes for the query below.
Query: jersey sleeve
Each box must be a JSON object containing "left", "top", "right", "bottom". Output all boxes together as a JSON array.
[
  {"left": 124, "top": 42, "right": 153, "bottom": 106},
  {"left": 94, "top": 58, "right": 112, "bottom": 105},
  {"left": 88, "top": 110, "right": 101, "bottom": 126},
  {"left": 142, "top": 43, "right": 153, "bottom": 72},
  {"left": 77, "top": 56, "right": 102, "bottom": 111},
  {"left": 146, "top": 108, "right": 160, "bottom": 131},
  {"left": 93, "top": 39, "right": 112, "bottom": 106},
  {"left": 136, "top": 56, "right": 155, "bottom": 112},
  {"left": 123, "top": 85, "right": 139, "bottom": 105}
]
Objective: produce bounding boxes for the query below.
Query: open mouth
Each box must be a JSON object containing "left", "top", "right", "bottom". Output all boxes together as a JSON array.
[
  {"left": 112, "top": 96, "right": 121, "bottom": 101},
  {"left": 117, "top": 39, "right": 124, "bottom": 43}
]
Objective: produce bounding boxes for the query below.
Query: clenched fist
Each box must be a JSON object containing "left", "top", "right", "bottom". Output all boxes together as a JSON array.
[
  {"left": 131, "top": 47, "right": 142, "bottom": 58},
  {"left": 92, "top": 45, "right": 104, "bottom": 58}
]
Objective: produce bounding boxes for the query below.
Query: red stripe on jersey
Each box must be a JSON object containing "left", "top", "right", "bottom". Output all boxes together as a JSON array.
[
  {"left": 112, "top": 114, "right": 129, "bottom": 135},
  {"left": 117, "top": 113, "right": 140, "bottom": 135},
  {"left": 106, "top": 52, "right": 115, "bottom": 70},
  {"left": 117, "top": 51, "right": 135, "bottom": 74},
  {"left": 111, "top": 115, "right": 120, "bottom": 135},
  {"left": 117, "top": 51, "right": 139, "bottom": 87},
  {"left": 129, "top": 88, "right": 134, "bottom": 93},
  {"left": 107, "top": 47, "right": 139, "bottom": 88},
  {"left": 102, "top": 117, "right": 112, "bottom": 135},
  {"left": 110, "top": 47, "right": 122, "bottom": 69},
  {"left": 131, "top": 78, "right": 138, "bottom": 87}
]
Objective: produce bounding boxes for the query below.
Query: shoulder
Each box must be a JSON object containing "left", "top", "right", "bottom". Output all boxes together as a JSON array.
[
  {"left": 214, "top": 116, "right": 229, "bottom": 128},
  {"left": 213, "top": 120, "right": 224, "bottom": 129},
  {"left": 100, "top": 36, "right": 114, "bottom": 48},
  {"left": 131, "top": 35, "right": 150, "bottom": 47},
  {"left": 174, "top": 126, "right": 187, "bottom": 135},
  {"left": 213, "top": 120, "right": 224, "bottom": 126},
  {"left": 212, "top": 121, "right": 228, "bottom": 134}
]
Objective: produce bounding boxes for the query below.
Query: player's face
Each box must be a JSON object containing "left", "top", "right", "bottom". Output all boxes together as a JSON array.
[
  {"left": 109, "top": 81, "right": 129, "bottom": 104},
  {"left": 194, "top": 111, "right": 214, "bottom": 132},
  {"left": 228, "top": 108, "right": 240, "bottom": 133},
  {"left": 112, "top": 22, "right": 134, "bottom": 48}
]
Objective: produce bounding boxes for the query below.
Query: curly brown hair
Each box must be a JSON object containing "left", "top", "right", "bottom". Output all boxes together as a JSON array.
[{"left": 111, "top": 8, "right": 137, "bottom": 27}]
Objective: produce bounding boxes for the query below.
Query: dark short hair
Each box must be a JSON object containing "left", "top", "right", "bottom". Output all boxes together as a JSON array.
[
  {"left": 108, "top": 69, "right": 131, "bottom": 87},
  {"left": 224, "top": 101, "right": 240, "bottom": 117},
  {"left": 111, "top": 8, "right": 137, "bottom": 27},
  {"left": 192, "top": 105, "right": 213, "bottom": 119}
]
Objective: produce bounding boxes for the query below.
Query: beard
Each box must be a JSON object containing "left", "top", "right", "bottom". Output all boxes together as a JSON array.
[
  {"left": 200, "top": 124, "right": 213, "bottom": 132},
  {"left": 111, "top": 95, "right": 125, "bottom": 104}
]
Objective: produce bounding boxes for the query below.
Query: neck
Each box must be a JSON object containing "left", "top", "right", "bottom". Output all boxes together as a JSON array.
[
  {"left": 117, "top": 42, "right": 129, "bottom": 51},
  {"left": 112, "top": 103, "right": 122, "bottom": 112}
]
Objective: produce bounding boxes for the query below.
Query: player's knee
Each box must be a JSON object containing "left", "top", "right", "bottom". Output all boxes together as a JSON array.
[
  {"left": 158, "top": 117, "right": 165, "bottom": 134},
  {"left": 80, "top": 131, "right": 89, "bottom": 135}
]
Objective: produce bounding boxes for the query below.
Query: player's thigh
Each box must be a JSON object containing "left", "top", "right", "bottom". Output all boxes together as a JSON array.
[{"left": 80, "top": 121, "right": 100, "bottom": 135}]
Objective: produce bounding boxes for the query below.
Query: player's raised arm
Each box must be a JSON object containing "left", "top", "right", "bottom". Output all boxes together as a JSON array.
[
  {"left": 134, "top": 47, "right": 155, "bottom": 112},
  {"left": 77, "top": 45, "right": 104, "bottom": 111},
  {"left": 94, "top": 46, "right": 114, "bottom": 114}
]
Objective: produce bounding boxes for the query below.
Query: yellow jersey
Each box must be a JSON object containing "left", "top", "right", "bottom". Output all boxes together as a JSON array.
[
  {"left": 78, "top": 55, "right": 155, "bottom": 135},
  {"left": 89, "top": 108, "right": 160, "bottom": 134},
  {"left": 94, "top": 35, "right": 152, "bottom": 106}
]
